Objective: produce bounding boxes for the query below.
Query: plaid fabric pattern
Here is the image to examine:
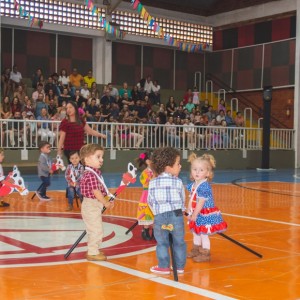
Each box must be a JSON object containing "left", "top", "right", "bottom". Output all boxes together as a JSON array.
[
  {"left": 80, "top": 167, "right": 107, "bottom": 199},
  {"left": 59, "top": 119, "right": 86, "bottom": 151},
  {"left": 148, "top": 172, "right": 185, "bottom": 215}
]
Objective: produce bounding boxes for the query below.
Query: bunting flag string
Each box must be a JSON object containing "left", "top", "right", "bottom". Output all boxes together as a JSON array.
[
  {"left": 130, "top": 0, "right": 211, "bottom": 53},
  {"left": 85, "top": 0, "right": 125, "bottom": 39},
  {"left": 13, "top": 0, "right": 43, "bottom": 29}
]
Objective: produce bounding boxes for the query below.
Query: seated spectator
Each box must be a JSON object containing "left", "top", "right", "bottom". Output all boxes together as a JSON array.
[
  {"left": 225, "top": 110, "right": 236, "bottom": 127},
  {"left": 100, "top": 104, "right": 111, "bottom": 122},
  {"left": 83, "top": 70, "right": 96, "bottom": 89},
  {"left": 58, "top": 69, "right": 70, "bottom": 92},
  {"left": 32, "top": 68, "right": 44, "bottom": 89},
  {"left": 119, "top": 81, "right": 132, "bottom": 99},
  {"left": 90, "top": 82, "right": 100, "bottom": 99},
  {"left": 10, "top": 65, "right": 23, "bottom": 92},
  {"left": 235, "top": 111, "right": 245, "bottom": 127},
  {"left": 121, "top": 92, "right": 135, "bottom": 111},
  {"left": 80, "top": 82, "right": 90, "bottom": 101},
  {"left": 58, "top": 87, "right": 72, "bottom": 107},
  {"left": 45, "top": 88, "right": 58, "bottom": 104},
  {"left": 131, "top": 85, "right": 139, "bottom": 102},
  {"left": 11, "top": 97, "right": 22, "bottom": 115},
  {"left": 1, "top": 67, "right": 11, "bottom": 97},
  {"left": 44, "top": 77, "right": 58, "bottom": 97},
  {"left": 0, "top": 96, "right": 12, "bottom": 120},
  {"left": 37, "top": 107, "right": 56, "bottom": 145},
  {"left": 35, "top": 94, "right": 48, "bottom": 118},
  {"left": 6, "top": 111, "right": 26, "bottom": 147},
  {"left": 201, "top": 99, "right": 210, "bottom": 114},
  {"left": 100, "top": 88, "right": 115, "bottom": 108},
  {"left": 107, "top": 82, "right": 119, "bottom": 101},
  {"left": 14, "top": 85, "right": 27, "bottom": 107},
  {"left": 216, "top": 109, "right": 226, "bottom": 125},
  {"left": 157, "top": 104, "right": 167, "bottom": 124},
  {"left": 166, "top": 96, "right": 177, "bottom": 116},
  {"left": 135, "top": 99, "right": 148, "bottom": 121},
  {"left": 204, "top": 105, "right": 216, "bottom": 124},
  {"left": 32, "top": 83, "right": 45, "bottom": 107},
  {"left": 48, "top": 99, "right": 58, "bottom": 118},
  {"left": 23, "top": 98, "right": 35, "bottom": 116},
  {"left": 165, "top": 116, "right": 180, "bottom": 148},
  {"left": 69, "top": 68, "right": 83, "bottom": 95},
  {"left": 183, "top": 118, "right": 195, "bottom": 150},
  {"left": 173, "top": 105, "right": 186, "bottom": 120},
  {"left": 185, "top": 97, "right": 195, "bottom": 113},
  {"left": 72, "top": 88, "right": 86, "bottom": 108},
  {"left": 151, "top": 80, "right": 160, "bottom": 105},
  {"left": 218, "top": 98, "right": 226, "bottom": 113},
  {"left": 109, "top": 102, "right": 120, "bottom": 121},
  {"left": 86, "top": 98, "right": 100, "bottom": 121},
  {"left": 88, "top": 91, "right": 100, "bottom": 106}
]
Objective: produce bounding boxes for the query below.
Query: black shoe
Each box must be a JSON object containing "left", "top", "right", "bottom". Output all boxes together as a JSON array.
[
  {"left": 142, "top": 228, "right": 151, "bottom": 241},
  {"left": 0, "top": 201, "right": 10, "bottom": 207}
]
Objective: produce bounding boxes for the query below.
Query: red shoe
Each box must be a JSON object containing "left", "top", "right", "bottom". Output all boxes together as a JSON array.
[{"left": 150, "top": 265, "right": 170, "bottom": 275}]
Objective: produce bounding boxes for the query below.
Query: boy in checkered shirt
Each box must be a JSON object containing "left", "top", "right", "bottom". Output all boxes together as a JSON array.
[{"left": 79, "top": 144, "right": 113, "bottom": 261}]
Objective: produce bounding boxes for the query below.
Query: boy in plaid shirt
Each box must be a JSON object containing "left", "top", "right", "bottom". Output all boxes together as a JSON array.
[
  {"left": 148, "top": 147, "right": 187, "bottom": 275},
  {"left": 80, "top": 144, "right": 113, "bottom": 261}
]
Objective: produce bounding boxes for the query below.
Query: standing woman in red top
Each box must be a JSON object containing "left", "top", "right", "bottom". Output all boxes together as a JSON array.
[{"left": 57, "top": 101, "right": 106, "bottom": 161}]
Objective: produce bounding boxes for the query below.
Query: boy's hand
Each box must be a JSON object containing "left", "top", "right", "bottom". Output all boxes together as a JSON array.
[{"left": 104, "top": 201, "right": 114, "bottom": 209}]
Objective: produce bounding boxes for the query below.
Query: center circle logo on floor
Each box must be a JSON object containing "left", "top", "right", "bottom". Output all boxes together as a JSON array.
[{"left": 0, "top": 212, "right": 155, "bottom": 266}]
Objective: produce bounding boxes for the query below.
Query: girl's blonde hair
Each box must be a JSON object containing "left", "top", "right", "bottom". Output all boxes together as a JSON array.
[
  {"left": 188, "top": 152, "right": 216, "bottom": 181},
  {"left": 0, "top": 148, "right": 4, "bottom": 154}
]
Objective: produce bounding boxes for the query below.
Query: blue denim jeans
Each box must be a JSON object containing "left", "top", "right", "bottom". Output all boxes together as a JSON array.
[
  {"left": 67, "top": 186, "right": 82, "bottom": 206},
  {"left": 153, "top": 210, "right": 187, "bottom": 269},
  {"left": 39, "top": 175, "right": 51, "bottom": 197}
]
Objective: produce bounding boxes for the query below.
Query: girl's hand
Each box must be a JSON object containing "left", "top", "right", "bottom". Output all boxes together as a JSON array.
[{"left": 190, "top": 213, "right": 197, "bottom": 222}]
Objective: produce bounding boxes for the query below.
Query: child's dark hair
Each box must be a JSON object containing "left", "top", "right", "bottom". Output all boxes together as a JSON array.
[
  {"left": 135, "top": 151, "right": 151, "bottom": 169},
  {"left": 151, "top": 147, "right": 180, "bottom": 175},
  {"left": 69, "top": 150, "right": 79, "bottom": 159},
  {"left": 38, "top": 141, "right": 51, "bottom": 150}
]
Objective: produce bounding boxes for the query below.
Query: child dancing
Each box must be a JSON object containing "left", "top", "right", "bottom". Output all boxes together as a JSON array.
[
  {"left": 186, "top": 153, "right": 227, "bottom": 262},
  {"left": 80, "top": 144, "right": 113, "bottom": 261},
  {"left": 37, "top": 141, "right": 53, "bottom": 201},
  {"left": 135, "top": 152, "right": 154, "bottom": 240},
  {"left": 148, "top": 147, "right": 186, "bottom": 275},
  {"left": 65, "top": 151, "right": 84, "bottom": 211}
]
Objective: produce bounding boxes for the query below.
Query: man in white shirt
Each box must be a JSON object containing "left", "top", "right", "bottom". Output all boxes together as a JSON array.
[{"left": 10, "top": 65, "right": 23, "bottom": 91}]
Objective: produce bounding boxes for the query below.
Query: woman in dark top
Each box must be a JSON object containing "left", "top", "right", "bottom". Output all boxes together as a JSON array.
[{"left": 57, "top": 101, "right": 106, "bottom": 160}]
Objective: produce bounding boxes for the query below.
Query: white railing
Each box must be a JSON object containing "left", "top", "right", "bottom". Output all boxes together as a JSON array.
[{"left": 0, "top": 119, "right": 295, "bottom": 151}]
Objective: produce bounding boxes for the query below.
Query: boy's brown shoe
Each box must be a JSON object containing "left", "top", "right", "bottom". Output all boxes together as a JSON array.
[{"left": 86, "top": 253, "right": 107, "bottom": 261}]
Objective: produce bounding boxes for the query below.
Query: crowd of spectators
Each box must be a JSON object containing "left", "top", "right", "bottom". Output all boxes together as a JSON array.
[{"left": 1, "top": 65, "right": 245, "bottom": 149}]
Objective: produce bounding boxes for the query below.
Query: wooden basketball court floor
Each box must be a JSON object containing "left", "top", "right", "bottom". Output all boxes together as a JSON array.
[{"left": 1, "top": 169, "right": 300, "bottom": 299}]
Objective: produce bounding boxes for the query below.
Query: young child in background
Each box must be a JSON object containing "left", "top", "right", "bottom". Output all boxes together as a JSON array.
[
  {"left": 148, "top": 147, "right": 186, "bottom": 275},
  {"left": 192, "top": 86, "right": 200, "bottom": 105},
  {"left": 80, "top": 144, "right": 113, "bottom": 261},
  {"left": 186, "top": 153, "right": 227, "bottom": 262},
  {"left": 65, "top": 150, "right": 84, "bottom": 211},
  {"left": 135, "top": 152, "right": 154, "bottom": 240},
  {"left": 0, "top": 148, "right": 9, "bottom": 207},
  {"left": 37, "top": 141, "right": 53, "bottom": 201}
]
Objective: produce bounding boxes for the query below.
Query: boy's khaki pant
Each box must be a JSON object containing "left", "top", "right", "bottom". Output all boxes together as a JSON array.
[{"left": 81, "top": 197, "right": 104, "bottom": 255}]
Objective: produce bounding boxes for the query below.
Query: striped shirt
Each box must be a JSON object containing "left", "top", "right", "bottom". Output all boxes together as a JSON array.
[
  {"left": 80, "top": 167, "right": 107, "bottom": 199},
  {"left": 148, "top": 172, "right": 185, "bottom": 215}
]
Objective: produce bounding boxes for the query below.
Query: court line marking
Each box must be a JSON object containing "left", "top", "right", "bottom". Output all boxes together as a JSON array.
[
  {"left": 95, "top": 261, "right": 237, "bottom": 300},
  {"left": 223, "top": 213, "right": 300, "bottom": 227}
]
